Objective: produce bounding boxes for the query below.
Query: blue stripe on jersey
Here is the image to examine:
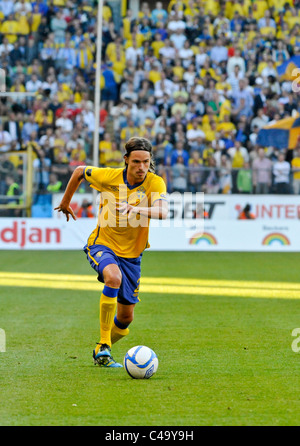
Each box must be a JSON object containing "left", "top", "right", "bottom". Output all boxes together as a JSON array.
[{"left": 123, "top": 168, "right": 146, "bottom": 190}]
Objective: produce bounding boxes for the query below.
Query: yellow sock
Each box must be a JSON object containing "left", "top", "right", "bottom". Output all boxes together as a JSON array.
[
  {"left": 111, "top": 323, "right": 130, "bottom": 344},
  {"left": 98, "top": 286, "right": 118, "bottom": 348}
]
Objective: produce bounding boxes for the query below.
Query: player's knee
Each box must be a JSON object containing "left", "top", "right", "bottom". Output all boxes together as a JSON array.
[
  {"left": 103, "top": 265, "right": 122, "bottom": 288},
  {"left": 107, "top": 278, "right": 121, "bottom": 288},
  {"left": 105, "top": 272, "right": 122, "bottom": 289}
]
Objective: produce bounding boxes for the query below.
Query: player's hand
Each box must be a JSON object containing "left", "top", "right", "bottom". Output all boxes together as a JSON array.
[
  {"left": 117, "top": 201, "right": 135, "bottom": 218},
  {"left": 54, "top": 204, "right": 76, "bottom": 222}
]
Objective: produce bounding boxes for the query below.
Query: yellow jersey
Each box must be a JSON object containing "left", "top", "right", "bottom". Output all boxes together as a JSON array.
[{"left": 83, "top": 167, "right": 167, "bottom": 258}]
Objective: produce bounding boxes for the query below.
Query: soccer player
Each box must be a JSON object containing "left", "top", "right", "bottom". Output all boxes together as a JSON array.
[{"left": 55, "top": 137, "right": 168, "bottom": 367}]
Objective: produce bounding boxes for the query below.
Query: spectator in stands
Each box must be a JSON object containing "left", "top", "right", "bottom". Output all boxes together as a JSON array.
[
  {"left": 4, "top": 173, "right": 20, "bottom": 216},
  {"left": 151, "top": 2, "right": 168, "bottom": 26},
  {"left": 231, "top": 79, "right": 254, "bottom": 121},
  {"left": 170, "top": 140, "right": 190, "bottom": 167},
  {"left": 210, "top": 37, "right": 228, "bottom": 66},
  {"left": 1, "top": 13, "right": 19, "bottom": 44},
  {"left": 0, "top": 121, "right": 13, "bottom": 152},
  {"left": 228, "top": 140, "right": 250, "bottom": 192},
  {"left": 14, "top": 0, "right": 32, "bottom": 15},
  {"left": 47, "top": 173, "right": 62, "bottom": 193},
  {"left": 55, "top": 109, "right": 74, "bottom": 137},
  {"left": 104, "top": 141, "right": 124, "bottom": 167},
  {"left": 252, "top": 148, "right": 273, "bottom": 194},
  {"left": 50, "top": 9, "right": 67, "bottom": 44},
  {"left": 273, "top": 151, "right": 291, "bottom": 194},
  {"left": 56, "top": 40, "right": 77, "bottom": 71},
  {"left": 202, "top": 156, "right": 220, "bottom": 194},
  {"left": 9, "top": 41, "right": 24, "bottom": 66},
  {"left": 25, "top": 37, "right": 39, "bottom": 66},
  {"left": 170, "top": 26, "right": 187, "bottom": 50},
  {"left": 250, "top": 108, "right": 269, "bottom": 131},
  {"left": 226, "top": 48, "right": 245, "bottom": 77},
  {"left": 39, "top": 125, "right": 54, "bottom": 149},
  {"left": 26, "top": 129, "right": 40, "bottom": 153},
  {"left": 0, "top": 0, "right": 14, "bottom": 18},
  {"left": 172, "top": 155, "right": 188, "bottom": 193},
  {"left": 4, "top": 111, "right": 22, "bottom": 149},
  {"left": 33, "top": 147, "right": 51, "bottom": 191},
  {"left": 291, "top": 146, "right": 300, "bottom": 195},
  {"left": 227, "top": 64, "right": 244, "bottom": 93},
  {"left": 69, "top": 148, "right": 86, "bottom": 172},
  {"left": 120, "top": 119, "right": 139, "bottom": 145},
  {"left": 99, "top": 132, "right": 113, "bottom": 166},
  {"left": 51, "top": 149, "right": 70, "bottom": 189},
  {"left": 258, "top": 10, "right": 276, "bottom": 30},
  {"left": 219, "top": 154, "right": 232, "bottom": 194},
  {"left": 101, "top": 62, "right": 119, "bottom": 113},
  {"left": 188, "top": 150, "right": 203, "bottom": 193},
  {"left": 237, "top": 161, "right": 253, "bottom": 194},
  {"left": 25, "top": 73, "right": 42, "bottom": 94},
  {"left": 36, "top": 15, "right": 51, "bottom": 44},
  {"left": 186, "top": 117, "right": 205, "bottom": 147},
  {"left": 0, "top": 153, "right": 15, "bottom": 196}
]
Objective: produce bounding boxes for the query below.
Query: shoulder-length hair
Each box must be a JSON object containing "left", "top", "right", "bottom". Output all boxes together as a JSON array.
[{"left": 124, "top": 137, "right": 156, "bottom": 173}]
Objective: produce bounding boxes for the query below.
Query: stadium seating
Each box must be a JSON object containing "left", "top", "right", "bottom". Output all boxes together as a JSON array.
[{"left": 0, "top": 0, "right": 300, "bottom": 201}]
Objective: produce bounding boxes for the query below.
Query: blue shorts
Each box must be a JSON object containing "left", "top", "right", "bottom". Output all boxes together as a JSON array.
[
  {"left": 83, "top": 244, "right": 142, "bottom": 305},
  {"left": 101, "top": 87, "right": 118, "bottom": 102}
]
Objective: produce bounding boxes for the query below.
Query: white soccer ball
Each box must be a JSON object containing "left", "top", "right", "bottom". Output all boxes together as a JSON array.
[{"left": 124, "top": 346, "right": 158, "bottom": 379}]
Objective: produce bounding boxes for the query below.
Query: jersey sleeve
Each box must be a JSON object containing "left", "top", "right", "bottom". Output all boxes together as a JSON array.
[
  {"left": 149, "top": 175, "right": 168, "bottom": 206},
  {"left": 83, "top": 166, "right": 104, "bottom": 191}
]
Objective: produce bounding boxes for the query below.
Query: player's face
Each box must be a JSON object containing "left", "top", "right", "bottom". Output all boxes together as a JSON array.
[{"left": 125, "top": 150, "right": 151, "bottom": 184}]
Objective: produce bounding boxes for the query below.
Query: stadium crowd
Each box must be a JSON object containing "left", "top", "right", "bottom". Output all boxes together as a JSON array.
[{"left": 1, "top": 0, "right": 300, "bottom": 209}]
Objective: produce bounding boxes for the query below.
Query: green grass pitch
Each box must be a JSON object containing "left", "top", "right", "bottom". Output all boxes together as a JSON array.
[{"left": 1, "top": 250, "right": 300, "bottom": 426}]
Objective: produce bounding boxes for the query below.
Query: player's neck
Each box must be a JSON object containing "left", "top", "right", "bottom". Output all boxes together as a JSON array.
[{"left": 125, "top": 168, "right": 146, "bottom": 187}]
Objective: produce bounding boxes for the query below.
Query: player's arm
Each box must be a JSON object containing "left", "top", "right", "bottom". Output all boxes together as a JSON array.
[
  {"left": 54, "top": 166, "right": 85, "bottom": 221},
  {"left": 118, "top": 199, "right": 168, "bottom": 220}
]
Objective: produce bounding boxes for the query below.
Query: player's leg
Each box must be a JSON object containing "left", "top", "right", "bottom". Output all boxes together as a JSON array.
[
  {"left": 110, "top": 255, "right": 141, "bottom": 344},
  {"left": 93, "top": 263, "right": 124, "bottom": 367},
  {"left": 111, "top": 302, "right": 135, "bottom": 344},
  {"left": 96, "top": 263, "right": 121, "bottom": 350},
  {"left": 83, "top": 244, "right": 123, "bottom": 366}
]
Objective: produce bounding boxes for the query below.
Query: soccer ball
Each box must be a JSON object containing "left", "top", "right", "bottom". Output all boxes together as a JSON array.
[{"left": 124, "top": 346, "right": 158, "bottom": 379}]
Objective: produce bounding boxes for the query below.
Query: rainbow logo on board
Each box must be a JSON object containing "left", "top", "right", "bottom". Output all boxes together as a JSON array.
[
  {"left": 189, "top": 232, "right": 218, "bottom": 245},
  {"left": 262, "top": 233, "right": 290, "bottom": 246}
]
